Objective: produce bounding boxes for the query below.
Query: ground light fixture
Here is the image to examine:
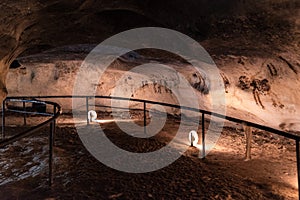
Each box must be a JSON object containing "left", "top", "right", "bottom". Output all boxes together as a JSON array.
[
  {"left": 189, "top": 130, "right": 199, "bottom": 147},
  {"left": 88, "top": 110, "right": 97, "bottom": 122}
]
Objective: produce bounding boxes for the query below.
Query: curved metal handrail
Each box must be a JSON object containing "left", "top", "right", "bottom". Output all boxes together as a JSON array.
[
  {"left": 2, "top": 95, "right": 300, "bottom": 198},
  {"left": 8, "top": 95, "right": 299, "bottom": 140},
  {"left": 0, "top": 97, "right": 62, "bottom": 186},
  {"left": 1, "top": 98, "right": 62, "bottom": 146}
]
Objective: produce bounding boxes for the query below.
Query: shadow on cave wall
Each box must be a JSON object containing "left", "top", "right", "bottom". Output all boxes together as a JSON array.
[{"left": 1, "top": 0, "right": 299, "bottom": 60}]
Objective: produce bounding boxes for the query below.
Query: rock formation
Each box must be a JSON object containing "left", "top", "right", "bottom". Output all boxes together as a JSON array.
[{"left": 0, "top": 0, "right": 299, "bottom": 131}]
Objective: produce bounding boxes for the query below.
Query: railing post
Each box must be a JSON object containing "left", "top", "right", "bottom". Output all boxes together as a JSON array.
[
  {"left": 244, "top": 124, "right": 252, "bottom": 161},
  {"left": 23, "top": 100, "right": 26, "bottom": 126},
  {"left": 296, "top": 139, "right": 300, "bottom": 199},
  {"left": 202, "top": 113, "right": 205, "bottom": 159},
  {"left": 144, "top": 101, "right": 146, "bottom": 135},
  {"left": 2, "top": 99, "right": 5, "bottom": 139},
  {"left": 53, "top": 105, "right": 56, "bottom": 147},
  {"left": 49, "top": 121, "right": 54, "bottom": 186},
  {"left": 86, "top": 97, "right": 89, "bottom": 125}
]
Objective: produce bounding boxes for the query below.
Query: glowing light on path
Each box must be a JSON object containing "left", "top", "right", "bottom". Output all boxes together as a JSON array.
[
  {"left": 88, "top": 110, "right": 134, "bottom": 123},
  {"left": 189, "top": 130, "right": 199, "bottom": 147},
  {"left": 88, "top": 110, "right": 97, "bottom": 122}
]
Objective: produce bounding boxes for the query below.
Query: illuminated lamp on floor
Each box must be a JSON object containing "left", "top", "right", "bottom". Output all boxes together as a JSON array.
[{"left": 189, "top": 130, "right": 199, "bottom": 147}]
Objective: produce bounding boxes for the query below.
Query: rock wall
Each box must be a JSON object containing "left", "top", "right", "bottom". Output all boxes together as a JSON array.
[
  {"left": 0, "top": 0, "right": 299, "bottom": 132},
  {"left": 5, "top": 45, "right": 300, "bottom": 131},
  {"left": 6, "top": 46, "right": 211, "bottom": 115}
]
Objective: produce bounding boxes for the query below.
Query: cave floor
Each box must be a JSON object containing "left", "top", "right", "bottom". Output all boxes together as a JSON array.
[{"left": 0, "top": 114, "right": 298, "bottom": 200}]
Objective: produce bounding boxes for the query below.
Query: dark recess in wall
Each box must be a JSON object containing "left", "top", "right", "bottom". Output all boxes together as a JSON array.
[{"left": 10, "top": 60, "right": 21, "bottom": 69}]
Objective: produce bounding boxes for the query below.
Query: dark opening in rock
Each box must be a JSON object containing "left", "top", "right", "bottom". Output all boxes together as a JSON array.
[{"left": 10, "top": 60, "right": 21, "bottom": 69}]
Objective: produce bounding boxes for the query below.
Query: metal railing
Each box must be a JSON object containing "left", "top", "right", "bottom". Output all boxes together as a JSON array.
[
  {"left": 1, "top": 95, "right": 300, "bottom": 198},
  {"left": 0, "top": 97, "right": 62, "bottom": 186}
]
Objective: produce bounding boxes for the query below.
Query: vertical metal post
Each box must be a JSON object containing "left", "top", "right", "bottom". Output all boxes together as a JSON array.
[
  {"left": 53, "top": 105, "right": 56, "bottom": 147},
  {"left": 2, "top": 100, "right": 5, "bottom": 139},
  {"left": 53, "top": 105, "right": 56, "bottom": 116},
  {"left": 23, "top": 101, "right": 26, "bottom": 126},
  {"left": 86, "top": 97, "right": 89, "bottom": 125},
  {"left": 49, "top": 121, "right": 54, "bottom": 186},
  {"left": 202, "top": 113, "right": 205, "bottom": 159},
  {"left": 144, "top": 101, "right": 146, "bottom": 135},
  {"left": 244, "top": 125, "right": 252, "bottom": 161},
  {"left": 296, "top": 139, "right": 300, "bottom": 199}
]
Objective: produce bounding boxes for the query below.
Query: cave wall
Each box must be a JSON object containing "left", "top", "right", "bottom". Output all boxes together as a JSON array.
[
  {"left": 6, "top": 46, "right": 208, "bottom": 114},
  {"left": 5, "top": 43, "right": 300, "bottom": 131},
  {"left": 0, "top": 0, "right": 299, "bottom": 105}
]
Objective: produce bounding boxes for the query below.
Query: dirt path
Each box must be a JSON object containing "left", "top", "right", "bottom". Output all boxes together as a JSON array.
[{"left": 0, "top": 115, "right": 297, "bottom": 199}]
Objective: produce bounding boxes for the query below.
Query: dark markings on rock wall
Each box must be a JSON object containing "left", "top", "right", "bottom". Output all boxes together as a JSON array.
[
  {"left": 30, "top": 71, "right": 35, "bottom": 83},
  {"left": 238, "top": 76, "right": 271, "bottom": 109},
  {"left": 141, "top": 79, "right": 172, "bottom": 94},
  {"left": 191, "top": 73, "right": 209, "bottom": 94},
  {"left": 267, "top": 63, "right": 277, "bottom": 76},
  {"left": 220, "top": 72, "right": 230, "bottom": 93},
  {"left": 238, "top": 76, "right": 251, "bottom": 90},
  {"left": 279, "top": 56, "right": 297, "bottom": 74}
]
